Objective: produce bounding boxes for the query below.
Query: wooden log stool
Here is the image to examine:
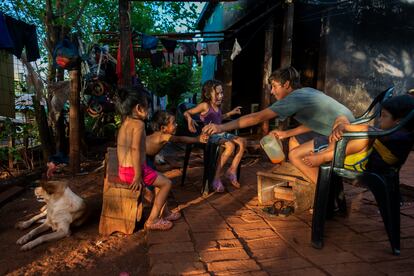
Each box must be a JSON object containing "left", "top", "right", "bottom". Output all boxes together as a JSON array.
[
  {"left": 257, "top": 162, "right": 315, "bottom": 213},
  {"left": 99, "top": 147, "right": 143, "bottom": 235}
]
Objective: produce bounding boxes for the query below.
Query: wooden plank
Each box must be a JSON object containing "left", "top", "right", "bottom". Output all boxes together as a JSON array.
[
  {"left": 119, "top": 0, "right": 132, "bottom": 87},
  {"left": 280, "top": 0, "right": 294, "bottom": 67}
]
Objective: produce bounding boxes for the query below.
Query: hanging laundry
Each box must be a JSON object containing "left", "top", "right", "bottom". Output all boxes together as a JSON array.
[
  {"left": 162, "top": 47, "right": 173, "bottom": 67},
  {"left": 0, "top": 12, "right": 14, "bottom": 49},
  {"left": 181, "top": 42, "right": 195, "bottom": 56},
  {"left": 3, "top": 15, "right": 40, "bottom": 61},
  {"left": 196, "top": 42, "right": 203, "bottom": 65},
  {"left": 174, "top": 46, "right": 184, "bottom": 64},
  {"left": 161, "top": 39, "right": 177, "bottom": 53},
  {"left": 205, "top": 42, "right": 220, "bottom": 56},
  {"left": 231, "top": 39, "right": 242, "bottom": 60},
  {"left": 142, "top": 34, "right": 159, "bottom": 50},
  {"left": 116, "top": 35, "right": 136, "bottom": 85}
]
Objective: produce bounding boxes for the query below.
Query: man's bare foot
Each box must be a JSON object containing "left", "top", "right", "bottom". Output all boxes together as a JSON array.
[{"left": 302, "top": 153, "right": 326, "bottom": 167}]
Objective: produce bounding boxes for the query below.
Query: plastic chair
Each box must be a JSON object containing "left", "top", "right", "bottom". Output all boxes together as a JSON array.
[
  {"left": 177, "top": 103, "right": 241, "bottom": 195},
  {"left": 311, "top": 109, "right": 414, "bottom": 256},
  {"left": 352, "top": 86, "right": 394, "bottom": 124}
]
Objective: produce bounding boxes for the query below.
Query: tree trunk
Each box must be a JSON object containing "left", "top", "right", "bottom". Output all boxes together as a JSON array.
[
  {"left": 119, "top": 0, "right": 132, "bottom": 88},
  {"left": 69, "top": 69, "right": 81, "bottom": 174}
]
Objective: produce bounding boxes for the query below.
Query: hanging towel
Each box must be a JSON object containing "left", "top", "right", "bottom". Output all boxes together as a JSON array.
[
  {"left": 0, "top": 12, "right": 14, "bottom": 49},
  {"left": 231, "top": 39, "right": 242, "bottom": 60},
  {"left": 4, "top": 15, "right": 40, "bottom": 61},
  {"left": 142, "top": 34, "right": 159, "bottom": 50}
]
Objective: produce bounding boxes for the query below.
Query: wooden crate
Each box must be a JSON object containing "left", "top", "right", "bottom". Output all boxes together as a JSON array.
[
  {"left": 257, "top": 162, "right": 315, "bottom": 212},
  {"left": 99, "top": 147, "right": 142, "bottom": 235}
]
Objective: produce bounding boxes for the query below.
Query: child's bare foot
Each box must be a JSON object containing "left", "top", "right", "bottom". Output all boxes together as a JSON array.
[
  {"left": 303, "top": 153, "right": 326, "bottom": 167},
  {"left": 225, "top": 171, "right": 240, "bottom": 188}
]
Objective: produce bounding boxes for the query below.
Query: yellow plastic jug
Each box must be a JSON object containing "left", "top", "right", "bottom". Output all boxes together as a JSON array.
[{"left": 260, "top": 134, "right": 285, "bottom": 164}]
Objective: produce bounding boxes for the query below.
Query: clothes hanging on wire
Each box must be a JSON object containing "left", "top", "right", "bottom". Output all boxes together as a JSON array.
[
  {"left": 0, "top": 12, "right": 14, "bottom": 49},
  {"left": 174, "top": 46, "right": 184, "bottom": 64},
  {"left": 231, "top": 39, "right": 242, "bottom": 60},
  {"left": 2, "top": 14, "right": 40, "bottom": 61},
  {"left": 142, "top": 34, "right": 159, "bottom": 50},
  {"left": 205, "top": 42, "right": 220, "bottom": 56},
  {"left": 160, "top": 39, "right": 177, "bottom": 53}
]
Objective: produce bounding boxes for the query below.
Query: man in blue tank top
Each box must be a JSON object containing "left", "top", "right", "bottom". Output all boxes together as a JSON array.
[{"left": 203, "top": 66, "right": 355, "bottom": 184}]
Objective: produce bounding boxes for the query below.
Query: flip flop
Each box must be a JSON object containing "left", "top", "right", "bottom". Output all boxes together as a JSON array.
[
  {"left": 164, "top": 211, "right": 181, "bottom": 221},
  {"left": 212, "top": 179, "right": 225, "bottom": 193},
  {"left": 144, "top": 218, "right": 173, "bottom": 231},
  {"left": 225, "top": 172, "right": 240, "bottom": 189}
]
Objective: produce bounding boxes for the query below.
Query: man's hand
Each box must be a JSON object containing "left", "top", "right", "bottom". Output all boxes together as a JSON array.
[
  {"left": 229, "top": 106, "right": 242, "bottom": 116},
  {"left": 188, "top": 118, "right": 198, "bottom": 133},
  {"left": 202, "top": 123, "right": 222, "bottom": 135},
  {"left": 270, "top": 130, "right": 289, "bottom": 140},
  {"left": 198, "top": 133, "right": 209, "bottom": 143},
  {"left": 130, "top": 180, "right": 143, "bottom": 192},
  {"left": 329, "top": 123, "right": 347, "bottom": 143}
]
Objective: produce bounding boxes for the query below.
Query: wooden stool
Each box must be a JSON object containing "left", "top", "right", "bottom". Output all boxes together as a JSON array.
[
  {"left": 99, "top": 148, "right": 142, "bottom": 235},
  {"left": 257, "top": 162, "right": 315, "bottom": 213}
]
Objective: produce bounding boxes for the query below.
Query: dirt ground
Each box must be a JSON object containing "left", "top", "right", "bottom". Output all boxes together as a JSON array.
[{"left": 0, "top": 145, "right": 150, "bottom": 275}]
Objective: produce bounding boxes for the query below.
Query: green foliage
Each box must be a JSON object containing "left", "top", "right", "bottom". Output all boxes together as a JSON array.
[
  {"left": 0, "top": 119, "right": 37, "bottom": 164},
  {"left": 138, "top": 61, "right": 201, "bottom": 108}
]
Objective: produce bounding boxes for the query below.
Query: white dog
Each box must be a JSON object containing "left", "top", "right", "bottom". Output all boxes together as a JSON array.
[{"left": 15, "top": 180, "right": 87, "bottom": 251}]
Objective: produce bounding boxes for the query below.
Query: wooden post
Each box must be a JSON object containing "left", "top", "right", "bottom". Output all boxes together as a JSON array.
[
  {"left": 221, "top": 48, "right": 233, "bottom": 114},
  {"left": 69, "top": 69, "right": 81, "bottom": 174},
  {"left": 280, "top": 0, "right": 294, "bottom": 68},
  {"left": 279, "top": 0, "right": 294, "bottom": 134},
  {"left": 119, "top": 0, "right": 132, "bottom": 88},
  {"left": 261, "top": 18, "right": 274, "bottom": 135},
  {"left": 317, "top": 13, "right": 329, "bottom": 91},
  {"left": 8, "top": 134, "right": 14, "bottom": 170}
]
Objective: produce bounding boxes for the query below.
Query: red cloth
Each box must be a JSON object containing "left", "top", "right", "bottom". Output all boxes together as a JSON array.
[
  {"left": 116, "top": 36, "right": 136, "bottom": 84},
  {"left": 118, "top": 163, "right": 157, "bottom": 187}
]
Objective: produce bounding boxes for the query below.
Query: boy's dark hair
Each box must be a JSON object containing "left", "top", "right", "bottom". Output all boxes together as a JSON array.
[
  {"left": 150, "top": 110, "right": 174, "bottom": 131},
  {"left": 115, "top": 87, "right": 148, "bottom": 116},
  {"left": 201, "top": 79, "right": 223, "bottom": 103},
  {"left": 382, "top": 94, "right": 414, "bottom": 131},
  {"left": 268, "top": 66, "right": 301, "bottom": 89}
]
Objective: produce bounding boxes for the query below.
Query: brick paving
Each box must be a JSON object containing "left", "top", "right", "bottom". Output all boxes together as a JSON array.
[{"left": 147, "top": 150, "right": 414, "bottom": 275}]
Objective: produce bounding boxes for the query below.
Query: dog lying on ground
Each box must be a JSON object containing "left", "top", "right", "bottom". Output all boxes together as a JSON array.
[{"left": 15, "top": 180, "right": 87, "bottom": 251}]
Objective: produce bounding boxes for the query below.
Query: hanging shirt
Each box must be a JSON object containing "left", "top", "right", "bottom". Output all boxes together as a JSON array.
[
  {"left": 0, "top": 12, "right": 14, "bottom": 49},
  {"left": 4, "top": 15, "right": 40, "bottom": 61},
  {"left": 142, "top": 34, "right": 159, "bottom": 50}
]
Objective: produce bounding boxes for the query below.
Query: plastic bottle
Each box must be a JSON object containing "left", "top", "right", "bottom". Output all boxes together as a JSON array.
[{"left": 260, "top": 134, "right": 285, "bottom": 163}]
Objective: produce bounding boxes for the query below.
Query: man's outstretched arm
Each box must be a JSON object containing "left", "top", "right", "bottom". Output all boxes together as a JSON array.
[{"left": 203, "top": 108, "right": 277, "bottom": 134}]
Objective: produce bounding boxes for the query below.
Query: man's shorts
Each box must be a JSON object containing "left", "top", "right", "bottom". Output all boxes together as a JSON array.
[{"left": 295, "top": 131, "right": 329, "bottom": 152}]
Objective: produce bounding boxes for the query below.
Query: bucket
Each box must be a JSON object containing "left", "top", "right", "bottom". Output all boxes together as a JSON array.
[{"left": 260, "top": 134, "right": 285, "bottom": 164}]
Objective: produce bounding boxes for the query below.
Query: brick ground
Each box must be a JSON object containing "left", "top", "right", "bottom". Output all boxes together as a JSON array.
[{"left": 146, "top": 148, "right": 414, "bottom": 275}]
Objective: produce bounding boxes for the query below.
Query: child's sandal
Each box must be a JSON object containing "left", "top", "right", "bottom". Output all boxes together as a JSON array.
[
  {"left": 225, "top": 172, "right": 240, "bottom": 188},
  {"left": 144, "top": 218, "right": 173, "bottom": 231},
  {"left": 212, "top": 179, "right": 225, "bottom": 193},
  {"left": 164, "top": 211, "right": 181, "bottom": 221}
]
